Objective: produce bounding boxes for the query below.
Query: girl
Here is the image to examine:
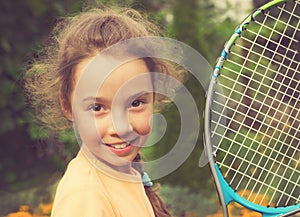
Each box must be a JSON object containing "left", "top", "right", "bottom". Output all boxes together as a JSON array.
[{"left": 25, "top": 5, "right": 180, "bottom": 217}]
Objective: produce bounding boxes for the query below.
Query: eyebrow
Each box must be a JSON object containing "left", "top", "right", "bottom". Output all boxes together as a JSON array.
[
  {"left": 82, "top": 91, "right": 153, "bottom": 103},
  {"left": 82, "top": 96, "right": 110, "bottom": 104}
]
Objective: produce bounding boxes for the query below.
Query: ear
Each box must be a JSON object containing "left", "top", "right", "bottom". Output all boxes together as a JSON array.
[{"left": 59, "top": 94, "right": 73, "bottom": 121}]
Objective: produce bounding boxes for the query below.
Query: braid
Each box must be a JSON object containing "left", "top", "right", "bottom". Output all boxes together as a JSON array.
[{"left": 132, "top": 153, "right": 172, "bottom": 217}]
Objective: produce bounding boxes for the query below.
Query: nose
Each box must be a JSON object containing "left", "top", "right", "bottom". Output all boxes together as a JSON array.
[{"left": 106, "top": 109, "right": 133, "bottom": 140}]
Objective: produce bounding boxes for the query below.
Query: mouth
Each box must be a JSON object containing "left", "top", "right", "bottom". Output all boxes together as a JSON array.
[
  {"left": 105, "top": 142, "right": 131, "bottom": 149},
  {"left": 104, "top": 139, "right": 139, "bottom": 156},
  {"left": 105, "top": 142, "right": 134, "bottom": 156}
]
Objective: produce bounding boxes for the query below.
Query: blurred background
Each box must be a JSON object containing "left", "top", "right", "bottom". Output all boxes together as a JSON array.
[{"left": 0, "top": 0, "right": 271, "bottom": 216}]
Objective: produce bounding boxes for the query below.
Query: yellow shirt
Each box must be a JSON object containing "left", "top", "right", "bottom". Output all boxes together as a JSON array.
[{"left": 51, "top": 148, "right": 155, "bottom": 217}]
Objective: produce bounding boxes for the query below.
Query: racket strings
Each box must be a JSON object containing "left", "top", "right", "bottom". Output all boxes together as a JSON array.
[
  {"left": 232, "top": 37, "right": 299, "bottom": 80},
  {"left": 214, "top": 132, "right": 299, "bottom": 190},
  {"left": 273, "top": 151, "right": 300, "bottom": 206},
  {"left": 212, "top": 108, "right": 300, "bottom": 182},
  {"left": 228, "top": 45, "right": 298, "bottom": 81},
  {"left": 214, "top": 83, "right": 296, "bottom": 202},
  {"left": 244, "top": 28, "right": 299, "bottom": 62},
  {"left": 211, "top": 0, "right": 300, "bottom": 207},
  {"left": 216, "top": 74, "right": 300, "bottom": 146},
  {"left": 213, "top": 7, "right": 272, "bottom": 167},
  {"left": 215, "top": 75, "right": 299, "bottom": 134},
  {"left": 221, "top": 61, "right": 300, "bottom": 120},
  {"left": 216, "top": 0, "right": 300, "bottom": 159},
  {"left": 212, "top": 94, "right": 299, "bottom": 162},
  {"left": 216, "top": 3, "right": 292, "bottom": 144},
  {"left": 256, "top": 7, "right": 299, "bottom": 43},
  {"left": 214, "top": 52, "right": 300, "bottom": 151},
  {"left": 251, "top": 101, "right": 299, "bottom": 206},
  {"left": 216, "top": 157, "right": 299, "bottom": 203},
  {"left": 212, "top": 101, "right": 297, "bottom": 168},
  {"left": 279, "top": 1, "right": 300, "bottom": 24},
  {"left": 223, "top": 54, "right": 299, "bottom": 204}
]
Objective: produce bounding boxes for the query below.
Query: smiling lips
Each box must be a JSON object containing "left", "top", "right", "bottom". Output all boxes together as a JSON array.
[
  {"left": 106, "top": 143, "right": 130, "bottom": 149},
  {"left": 105, "top": 142, "right": 135, "bottom": 156}
]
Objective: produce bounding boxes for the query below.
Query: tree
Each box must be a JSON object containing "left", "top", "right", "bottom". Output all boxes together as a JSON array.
[{"left": 0, "top": 0, "right": 84, "bottom": 214}]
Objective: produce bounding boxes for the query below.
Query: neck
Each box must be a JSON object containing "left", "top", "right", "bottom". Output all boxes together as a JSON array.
[
  {"left": 108, "top": 161, "right": 133, "bottom": 174},
  {"left": 80, "top": 144, "right": 134, "bottom": 174},
  {"left": 97, "top": 156, "right": 133, "bottom": 174}
]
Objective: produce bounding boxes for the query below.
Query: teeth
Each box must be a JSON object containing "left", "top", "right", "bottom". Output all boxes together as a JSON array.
[{"left": 110, "top": 143, "right": 129, "bottom": 149}]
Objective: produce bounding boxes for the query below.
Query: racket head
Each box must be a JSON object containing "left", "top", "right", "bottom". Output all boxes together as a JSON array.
[{"left": 204, "top": 0, "right": 300, "bottom": 216}]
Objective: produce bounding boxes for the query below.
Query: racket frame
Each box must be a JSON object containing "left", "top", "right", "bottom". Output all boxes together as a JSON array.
[{"left": 204, "top": 0, "right": 300, "bottom": 216}]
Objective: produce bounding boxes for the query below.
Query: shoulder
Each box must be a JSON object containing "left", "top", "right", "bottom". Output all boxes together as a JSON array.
[
  {"left": 51, "top": 152, "right": 118, "bottom": 217},
  {"left": 51, "top": 187, "right": 116, "bottom": 217},
  {"left": 62, "top": 151, "right": 97, "bottom": 182},
  {"left": 54, "top": 150, "right": 103, "bottom": 196}
]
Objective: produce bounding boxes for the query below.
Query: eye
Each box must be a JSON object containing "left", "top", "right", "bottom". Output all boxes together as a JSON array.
[
  {"left": 131, "top": 100, "right": 144, "bottom": 107},
  {"left": 88, "top": 104, "right": 103, "bottom": 112}
]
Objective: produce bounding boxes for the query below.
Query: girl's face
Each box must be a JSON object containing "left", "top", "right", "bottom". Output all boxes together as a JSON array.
[{"left": 69, "top": 57, "right": 154, "bottom": 172}]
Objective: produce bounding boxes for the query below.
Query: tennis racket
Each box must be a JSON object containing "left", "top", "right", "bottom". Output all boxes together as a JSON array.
[{"left": 204, "top": 0, "right": 300, "bottom": 216}]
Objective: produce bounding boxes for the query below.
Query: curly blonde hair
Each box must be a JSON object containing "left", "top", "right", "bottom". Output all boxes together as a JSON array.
[{"left": 25, "top": 6, "right": 176, "bottom": 217}]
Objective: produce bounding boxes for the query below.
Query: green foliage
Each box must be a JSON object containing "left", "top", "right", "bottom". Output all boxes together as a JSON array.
[
  {"left": 0, "top": 177, "right": 58, "bottom": 215},
  {"left": 0, "top": 0, "right": 83, "bottom": 212},
  {"left": 171, "top": 0, "right": 237, "bottom": 64},
  {"left": 142, "top": 75, "right": 214, "bottom": 193},
  {"left": 0, "top": 0, "right": 83, "bottom": 135},
  {"left": 159, "top": 184, "right": 219, "bottom": 217}
]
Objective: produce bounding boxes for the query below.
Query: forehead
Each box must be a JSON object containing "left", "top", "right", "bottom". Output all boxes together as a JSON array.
[
  {"left": 102, "top": 58, "right": 150, "bottom": 84},
  {"left": 73, "top": 56, "right": 153, "bottom": 100}
]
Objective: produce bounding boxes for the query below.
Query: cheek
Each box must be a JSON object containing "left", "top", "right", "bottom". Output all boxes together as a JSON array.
[
  {"left": 74, "top": 113, "right": 101, "bottom": 142},
  {"left": 130, "top": 111, "right": 153, "bottom": 136}
]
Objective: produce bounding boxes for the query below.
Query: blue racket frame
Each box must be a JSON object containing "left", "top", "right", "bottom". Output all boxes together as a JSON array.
[
  {"left": 204, "top": 0, "right": 300, "bottom": 216},
  {"left": 214, "top": 164, "right": 300, "bottom": 217}
]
